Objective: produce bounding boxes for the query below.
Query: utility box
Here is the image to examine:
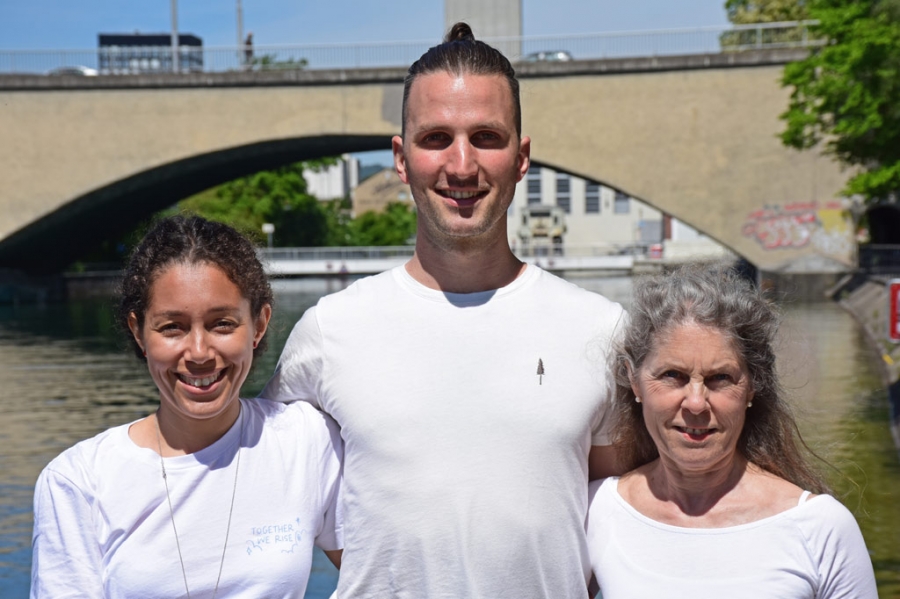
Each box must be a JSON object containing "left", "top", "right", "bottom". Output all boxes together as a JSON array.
[{"left": 889, "top": 279, "right": 900, "bottom": 343}]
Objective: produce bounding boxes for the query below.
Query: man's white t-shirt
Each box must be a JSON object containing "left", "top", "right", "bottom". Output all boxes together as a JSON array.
[
  {"left": 263, "top": 265, "right": 625, "bottom": 598},
  {"left": 31, "top": 399, "right": 343, "bottom": 599}
]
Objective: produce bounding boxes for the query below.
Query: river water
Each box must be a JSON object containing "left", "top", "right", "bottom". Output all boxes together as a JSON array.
[{"left": 1, "top": 275, "right": 898, "bottom": 597}]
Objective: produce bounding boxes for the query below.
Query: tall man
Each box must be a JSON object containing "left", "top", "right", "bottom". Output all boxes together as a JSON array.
[{"left": 263, "top": 23, "right": 625, "bottom": 598}]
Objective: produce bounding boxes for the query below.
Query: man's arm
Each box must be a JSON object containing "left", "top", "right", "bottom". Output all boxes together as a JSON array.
[
  {"left": 259, "top": 308, "right": 324, "bottom": 407},
  {"left": 588, "top": 444, "right": 623, "bottom": 481}
]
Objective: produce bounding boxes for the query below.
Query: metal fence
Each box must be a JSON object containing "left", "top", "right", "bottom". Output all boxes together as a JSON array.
[
  {"left": 0, "top": 21, "right": 822, "bottom": 76},
  {"left": 257, "top": 242, "right": 648, "bottom": 263}
]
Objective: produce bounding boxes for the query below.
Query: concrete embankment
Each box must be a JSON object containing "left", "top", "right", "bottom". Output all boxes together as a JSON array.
[
  {"left": 832, "top": 274, "right": 900, "bottom": 450},
  {"left": 0, "top": 269, "right": 66, "bottom": 304}
]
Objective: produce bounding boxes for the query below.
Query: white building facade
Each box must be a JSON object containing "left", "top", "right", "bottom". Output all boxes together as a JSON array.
[
  {"left": 304, "top": 155, "right": 359, "bottom": 201},
  {"left": 508, "top": 165, "right": 664, "bottom": 251}
]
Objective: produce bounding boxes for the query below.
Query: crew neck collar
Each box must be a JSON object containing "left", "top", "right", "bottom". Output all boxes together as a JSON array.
[{"left": 393, "top": 263, "right": 539, "bottom": 305}]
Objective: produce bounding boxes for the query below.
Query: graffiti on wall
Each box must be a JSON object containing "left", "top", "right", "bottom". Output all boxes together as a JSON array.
[{"left": 741, "top": 200, "right": 853, "bottom": 260}]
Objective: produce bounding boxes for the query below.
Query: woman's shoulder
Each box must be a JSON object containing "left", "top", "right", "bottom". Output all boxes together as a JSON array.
[
  {"left": 743, "top": 467, "right": 810, "bottom": 518},
  {"left": 792, "top": 494, "right": 859, "bottom": 530},
  {"left": 39, "top": 420, "right": 139, "bottom": 485},
  {"left": 587, "top": 476, "right": 622, "bottom": 515}
]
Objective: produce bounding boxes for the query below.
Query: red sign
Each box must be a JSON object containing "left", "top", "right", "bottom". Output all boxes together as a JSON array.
[{"left": 890, "top": 279, "right": 900, "bottom": 343}]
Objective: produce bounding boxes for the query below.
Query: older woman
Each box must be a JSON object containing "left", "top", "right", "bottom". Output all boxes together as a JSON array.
[
  {"left": 31, "top": 216, "right": 342, "bottom": 598},
  {"left": 587, "top": 264, "right": 877, "bottom": 598}
]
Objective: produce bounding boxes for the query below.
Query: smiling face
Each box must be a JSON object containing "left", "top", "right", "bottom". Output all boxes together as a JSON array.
[
  {"left": 128, "top": 262, "right": 270, "bottom": 427},
  {"left": 393, "top": 71, "right": 530, "bottom": 251},
  {"left": 631, "top": 322, "right": 754, "bottom": 477}
]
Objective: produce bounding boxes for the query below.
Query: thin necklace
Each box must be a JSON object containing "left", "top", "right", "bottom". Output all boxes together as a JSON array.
[{"left": 156, "top": 406, "right": 244, "bottom": 599}]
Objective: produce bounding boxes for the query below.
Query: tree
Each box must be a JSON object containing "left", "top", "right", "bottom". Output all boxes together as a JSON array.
[
  {"left": 178, "top": 161, "right": 331, "bottom": 246},
  {"left": 177, "top": 159, "right": 417, "bottom": 248},
  {"left": 726, "top": 0, "right": 808, "bottom": 23},
  {"left": 721, "top": 0, "right": 810, "bottom": 49},
  {"left": 780, "top": 0, "right": 900, "bottom": 203},
  {"left": 344, "top": 203, "right": 417, "bottom": 246},
  {"left": 251, "top": 54, "right": 309, "bottom": 71}
]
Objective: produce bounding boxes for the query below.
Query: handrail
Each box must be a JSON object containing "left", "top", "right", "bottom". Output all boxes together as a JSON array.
[
  {"left": 256, "top": 242, "right": 651, "bottom": 262},
  {"left": 0, "top": 21, "right": 821, "bottom": 75}
]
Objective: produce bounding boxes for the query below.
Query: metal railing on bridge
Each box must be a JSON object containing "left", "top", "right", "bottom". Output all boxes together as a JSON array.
[
  {"left": 258, "top": 242, "right": 648, "bottom": 262},
  {"left": 258, "top": 243, "right": 652, "bottom": 276},
  {"left": 1, "top": 21, "right": 821, "bottom": 76}
]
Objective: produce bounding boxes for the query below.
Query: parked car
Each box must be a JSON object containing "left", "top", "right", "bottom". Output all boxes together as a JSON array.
[
  {"left": 523, "top": 50, "right": 573, "bottom": 63},
  {"left": 48, "top": 66, "right": 98, "bottom": 76}
]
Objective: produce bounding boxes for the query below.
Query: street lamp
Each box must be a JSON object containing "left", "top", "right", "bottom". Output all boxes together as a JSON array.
[
  {"left": 237, "top": 0, "right": 244, "bottom": 66},
  {"left": 262, "top": 223, "right": 275, "bottom": 249}
]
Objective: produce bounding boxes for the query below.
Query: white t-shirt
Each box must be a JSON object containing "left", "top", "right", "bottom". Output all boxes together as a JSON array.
[
  {"left": 31, "top": 398, "right": 342, "bottom": 599},
  {"left": 262, "top": 265, "right": 625, "bottom": 598},
  {"left": 586, "top": 477, "right": 878, "bottom": 599}
]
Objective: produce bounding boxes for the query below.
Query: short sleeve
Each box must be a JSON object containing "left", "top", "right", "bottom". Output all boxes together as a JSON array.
[
  {"left": 31, "top": 465, "right": 104, "bottom": 599},
  {"left": 260, "top": 307, "right": 325, "bottom": 409},
  {"left": 311, "top": 410, "right": 344, "bottom": 551},
  {"left": 804, "top": 496, "right": 877, "bottom": 599},
  {"left": 590, "top": 307, "right": 629, "bottom": 446}
]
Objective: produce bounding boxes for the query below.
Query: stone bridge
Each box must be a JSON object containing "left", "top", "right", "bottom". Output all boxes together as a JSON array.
[{"left": 0, "top": 48, "right": 852, "bottom": 273}]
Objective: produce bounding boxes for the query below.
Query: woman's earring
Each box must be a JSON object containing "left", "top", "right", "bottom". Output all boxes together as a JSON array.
[
  {"left": 747, "top": 401, "right": 752, "bottom": 408},
  {"left": 635, "top": 396, "right": 642, "bottom": 403}
]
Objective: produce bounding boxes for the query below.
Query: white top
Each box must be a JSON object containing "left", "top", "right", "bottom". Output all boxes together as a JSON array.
[
  {"left": 262, "top": 265, "right": 626, "bottom": 598},
  {"left": 31, "top": 398, "right": 343, "bottom": 599},
  {"left": 586, "top": 477, "right": 878, "bottom": 599}
]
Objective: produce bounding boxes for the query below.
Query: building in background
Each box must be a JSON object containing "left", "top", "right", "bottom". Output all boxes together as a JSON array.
[
  {"left": 511, "top": 164, "right": 663, "bottom": 250},
  {"left": 98, "top": 33, "right": 203, "bottom": 74},
  {"left": 352, "top": 167, "right": 413, "bottom": 215},
  {"left": 445, "top": 0, "right": 522, "bottom": 60},
  {"left": 342, "top": 153, "right": 728, "bottom": 259},
  {"left": 304, "top": 155, "right": 359, "bottom": 201},
  {"left": 509, "top": 164, "right": 729, "bottom": 259}
]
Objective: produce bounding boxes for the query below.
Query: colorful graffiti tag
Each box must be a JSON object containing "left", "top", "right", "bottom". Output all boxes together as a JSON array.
[{"left": 742, "top": 201, "right": 852, "bottom": 259}]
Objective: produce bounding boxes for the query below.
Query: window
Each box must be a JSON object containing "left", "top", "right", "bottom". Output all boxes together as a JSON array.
[
  {"left": 614, "top": 191, "right": 630, "bottom": 214},
  {"left": 585, "top": 182, "right": 600, "bottom": 214},
  {"left": 555, "top": 173, "right": 571, "bottom": 213},
  {"left": 527, "top": 165, "right": 542, "bottom": 205}
]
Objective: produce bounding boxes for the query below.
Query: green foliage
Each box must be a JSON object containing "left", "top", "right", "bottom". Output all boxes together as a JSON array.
[
  {"left": 344, "top": 203, "right": 417, "bottom": 246},
  {"left": 726, "top": 0, "right": 809, "bottom": 23},
  {"left": 780, "top": 0, "right": 900, "bottom": 203},
  {"left": 721, "top": 0, "right": 811, "bottom": 49},
  {"left": 177, "top": 159, "right": 416, "bottom": 248},
  {"left": 178, "top": 162, "right": 329, "bottom": 246},
  {"left": 251, "top": 53, "right": 309, "bottom": 70}
]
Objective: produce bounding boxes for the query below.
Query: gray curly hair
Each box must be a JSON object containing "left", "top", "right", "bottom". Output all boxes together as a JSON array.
[{"left": 612, "top": 262, "right": 829, "bottom": 493}]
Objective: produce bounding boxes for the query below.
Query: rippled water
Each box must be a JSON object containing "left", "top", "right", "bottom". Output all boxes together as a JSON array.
[{"left": 0, "top": 276, "right": 897, "bottom": 597}]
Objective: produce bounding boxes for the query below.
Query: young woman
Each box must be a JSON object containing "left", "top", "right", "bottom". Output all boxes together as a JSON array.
[{"left": 32, "top": 216, "right": 342, "bottom": 598}]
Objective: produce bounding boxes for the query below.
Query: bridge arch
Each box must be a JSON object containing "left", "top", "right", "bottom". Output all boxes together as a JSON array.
[
  {"left": 0, "top": 135, "right": 391, "bottom": 273},
  {"left": 0, "top": 51, "right": 855, "bottom": 273}
]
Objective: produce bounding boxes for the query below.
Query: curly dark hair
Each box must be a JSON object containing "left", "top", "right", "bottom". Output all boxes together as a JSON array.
[
  {"left": 117, "top": 215, "right": 274, "bottom": 361},
  {"left": 402, "top": 22, "right": 521, "bottom": 137},
  {"left": 612, "top": 262, "right": 830, "bottom": 494}
]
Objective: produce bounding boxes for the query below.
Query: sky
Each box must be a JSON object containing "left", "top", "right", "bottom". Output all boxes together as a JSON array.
[
  {"left": 1, "top": 0, "right": 732, "bottom": 165},
  {"left": 1, "top": 0, "right": 730, "bottom": 49}
]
